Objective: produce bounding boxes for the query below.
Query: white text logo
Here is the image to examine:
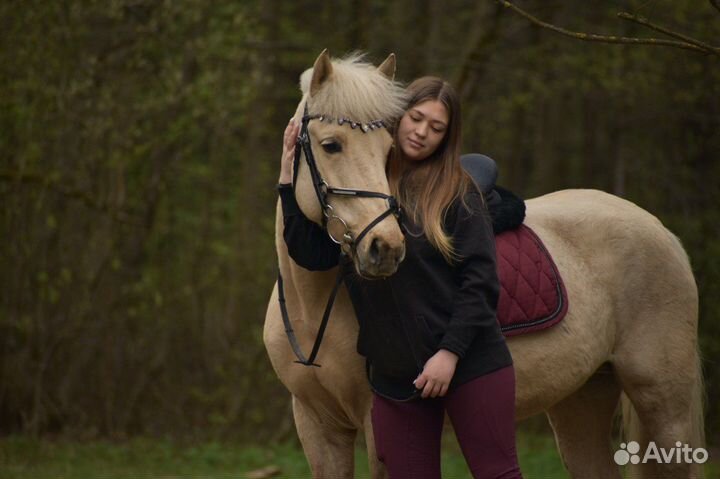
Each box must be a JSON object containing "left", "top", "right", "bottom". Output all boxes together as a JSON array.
[{"left": 614, "top": 441, "right": 708, "bottom": 465}]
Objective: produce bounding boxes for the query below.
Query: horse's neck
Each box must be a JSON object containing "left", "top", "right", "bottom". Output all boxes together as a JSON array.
[{"left": 275, "top": 200, "right": 340, "bottom": 321}]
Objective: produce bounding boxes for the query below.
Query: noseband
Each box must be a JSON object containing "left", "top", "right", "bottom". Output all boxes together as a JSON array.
[
  {"left": 278, "top": 103, "right": 403, "bottom": 368},
  {"left": 293, "top": 103, "right": 401, "bottom": 256}
]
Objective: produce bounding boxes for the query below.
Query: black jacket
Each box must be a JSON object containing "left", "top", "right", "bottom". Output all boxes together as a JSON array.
[{"left": 278, "top": 184, "right": 512, "bottom": 391}]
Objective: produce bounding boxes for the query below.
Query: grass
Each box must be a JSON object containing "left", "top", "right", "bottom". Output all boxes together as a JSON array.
[{"left": 0, "top": 428, "right": 717, "bottom": 478}]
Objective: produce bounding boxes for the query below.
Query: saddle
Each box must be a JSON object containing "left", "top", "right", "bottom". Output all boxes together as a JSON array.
[{"left": 461, "top": 154, "right": 569, "bottom": 336}]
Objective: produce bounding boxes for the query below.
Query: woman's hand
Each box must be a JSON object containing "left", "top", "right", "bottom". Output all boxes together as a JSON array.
[
  {"left": 279, "top": 118, "right": 300, "bottom": 184},
  {"left": 414, "top": 349, "right": 459, "bottom": 398}
]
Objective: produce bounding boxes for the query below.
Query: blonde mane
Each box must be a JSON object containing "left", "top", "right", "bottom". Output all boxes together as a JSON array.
[{"left": 299, "top": 53, "right": 407, "bottom": 124}]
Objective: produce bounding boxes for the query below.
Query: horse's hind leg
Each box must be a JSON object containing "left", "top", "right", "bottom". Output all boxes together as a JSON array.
[
  {"left": 614, "top": 341, "right": 704, "bottom": 478},
  {"left": 546, "top": 366, "right": 623, "bottom": 478},
  {"left": 293, "top": 396, "right": 357, "bottom": 478},
  {"left": 610, "top": 229, "right": 704, "bottom": 478}
]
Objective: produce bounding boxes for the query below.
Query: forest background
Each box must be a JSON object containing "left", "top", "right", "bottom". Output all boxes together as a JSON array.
[{"left": 1, "top": 0, "right": 718, "bottom": 449}]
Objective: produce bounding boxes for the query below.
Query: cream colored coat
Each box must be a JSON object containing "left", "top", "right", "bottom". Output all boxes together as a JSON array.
[{"left": 264, "top": 51, "right": 704, "bottom": 479}]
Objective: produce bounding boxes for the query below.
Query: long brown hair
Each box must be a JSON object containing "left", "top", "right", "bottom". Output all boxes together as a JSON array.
[{"left": 387, "top": 77, "right": 474, "bottom": 263}]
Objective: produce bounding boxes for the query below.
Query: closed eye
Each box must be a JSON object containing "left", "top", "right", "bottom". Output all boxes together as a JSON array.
[{"left": 321, "top": 140, "right": 343, "bottom": 154}]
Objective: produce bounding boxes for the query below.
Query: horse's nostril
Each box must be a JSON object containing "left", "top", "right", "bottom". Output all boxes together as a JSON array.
[
  {"left": 369, "top": 238, "right": 381, "bottom": 265},
  {"left": 368, "top": 239, "right": 403, "bottom": 271}
]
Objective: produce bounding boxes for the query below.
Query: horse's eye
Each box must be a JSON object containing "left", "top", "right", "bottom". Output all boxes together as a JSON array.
[{"left": 321, "top": 141, "right": 342, "bottom": 154}]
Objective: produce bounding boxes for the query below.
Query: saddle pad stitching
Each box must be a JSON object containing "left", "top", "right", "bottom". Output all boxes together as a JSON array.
[
  {"left": 500, "top": 280, "right": 564, "bottom": 331},
  {"left": 498, "top": 233, "right": 555, "bottom": 319},
  {"left": 498, "top": 225, "right": 567, "bottom": 333}
]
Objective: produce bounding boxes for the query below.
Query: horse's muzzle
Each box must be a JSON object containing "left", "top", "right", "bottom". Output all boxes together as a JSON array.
[{"left": 356, "top": 235, "right": 405, "bottom": 278}]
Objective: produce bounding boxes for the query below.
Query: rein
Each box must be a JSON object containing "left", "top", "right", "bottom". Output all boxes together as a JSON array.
[{"left": 278, "top": 102, "right": 402, "bottom": 367}]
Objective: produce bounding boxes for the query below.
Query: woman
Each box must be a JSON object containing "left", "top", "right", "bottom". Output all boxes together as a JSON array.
[{"left": 277, "top": 77, "right": 523, "bottom": 479}]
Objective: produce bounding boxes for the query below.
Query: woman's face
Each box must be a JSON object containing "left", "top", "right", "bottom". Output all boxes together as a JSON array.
[{"left": 397, "top": 99, "right": 449, "bottom": 162}]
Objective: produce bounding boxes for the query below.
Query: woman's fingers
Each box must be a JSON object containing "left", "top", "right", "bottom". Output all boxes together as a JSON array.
[
  {"left": 283, "top": 123, "right": 301, "bottom": 154},
  {"left": 415, "top": 374, "right": 427, "bottom": 397},
  {"left": 421, "top": 380, "right": 432, "bottom": 398},
  {"left": 420, "top": 379, "right": 449, "bottom": 399},
  {"left": 417, "top": 372, "right": 446, "bottom": 398},
  {"left": 283, "top": 120, "right": 296, "bottom": 147},
  {"left": 426, "top": 383, "right": 435, "bottom": 399},
  {"left": 279, "top": 118, "right": 298, "bottom": 183},
  {"left": 422, "top": 379, "right": 439, "bottom": 399},
  {"left": 432, "top": 382, "right": 442, "bottom": 398},
  {"left": 282, "top": 120, "right": 299, "bottom": 164}
]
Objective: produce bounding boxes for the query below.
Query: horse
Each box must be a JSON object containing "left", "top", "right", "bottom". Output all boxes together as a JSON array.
[{"left": 263, "top": 50, "right": 704, "bottom": 479}]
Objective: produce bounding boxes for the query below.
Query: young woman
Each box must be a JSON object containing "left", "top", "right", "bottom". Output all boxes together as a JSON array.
[{"left": 277, "top": 77, "right": 523, "bottom": 479}]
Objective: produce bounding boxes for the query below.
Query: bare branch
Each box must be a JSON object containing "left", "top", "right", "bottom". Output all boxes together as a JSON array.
[
  {"left": 617, "top": 12, "right": 720, "bottom": 55},
  {"left": 494, "top": 0, "right": 715, "bottom": 56},
  {"left": 711, "top": 0, "right": 720, "bottom": 15}
]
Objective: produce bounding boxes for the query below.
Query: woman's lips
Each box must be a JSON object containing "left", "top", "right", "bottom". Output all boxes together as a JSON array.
[{"left": 408, "top": 139, "right": 424, "bottom": 149}]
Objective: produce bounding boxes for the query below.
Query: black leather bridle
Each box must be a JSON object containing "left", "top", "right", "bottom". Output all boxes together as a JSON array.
[
  {"left": 293, "top": 103, "right": 401, "bottom": 255},
  {"left": 278, "top": 102, "right": 403, "bottom": 367}
]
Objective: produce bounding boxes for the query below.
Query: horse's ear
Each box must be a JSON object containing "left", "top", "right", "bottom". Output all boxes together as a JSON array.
[
  {"left": 310, "top": 49, "right": 333, "bottom": 97},
  {"left": 377, "top": 53, "right": 396, "bottom": 81}
]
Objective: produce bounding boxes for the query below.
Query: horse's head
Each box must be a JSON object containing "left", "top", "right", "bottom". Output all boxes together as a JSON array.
[{"left": 293, "top": 50, "right": 406, "bottom": 278}]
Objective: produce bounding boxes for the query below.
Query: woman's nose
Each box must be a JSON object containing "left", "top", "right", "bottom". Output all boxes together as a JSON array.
[{"left": 415, "top": 122, "right": 428, "bottom": 138}]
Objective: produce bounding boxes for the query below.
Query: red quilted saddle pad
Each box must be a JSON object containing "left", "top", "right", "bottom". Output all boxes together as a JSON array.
[{"left": 495, "top": 224, "right": 568, "bottom": 336}]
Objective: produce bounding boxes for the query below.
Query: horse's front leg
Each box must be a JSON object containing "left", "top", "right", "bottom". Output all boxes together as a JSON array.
[
  {"left": 363, "top": 404, "right": 388, "bottom": 479},
  {"left": 293, "top": 395, "right": 357, "bottom": 478}
]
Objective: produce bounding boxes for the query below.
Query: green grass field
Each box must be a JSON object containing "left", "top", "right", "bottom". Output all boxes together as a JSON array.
[{"left": 1, "top": 429, "right": 717, "bottom": 478}]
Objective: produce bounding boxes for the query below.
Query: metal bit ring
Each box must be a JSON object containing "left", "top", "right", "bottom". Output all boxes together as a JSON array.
[{"left": 326, "top": 214, "right": 351, "bottom": 245}]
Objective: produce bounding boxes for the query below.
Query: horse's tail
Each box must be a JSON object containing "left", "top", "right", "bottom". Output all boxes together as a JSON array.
[
  {"left": 686, "top": 346, "right": 706, "bottom": 478},
  {"left": 665, "top": 228, "right": 707, "bottom": 469},
  {"left": 619, "top": 391, "right": 642, "bottom": 479},
  {"left": 691, "top": 350, "right": 707, "bottom": 476},
  {"left": 620, "top": 346, "right": 706, "bottom": 478}
]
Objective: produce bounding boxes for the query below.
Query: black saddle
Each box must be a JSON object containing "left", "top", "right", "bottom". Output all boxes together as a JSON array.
[{"left": 460, "top": 153, "right": 525, "bottom": 234}]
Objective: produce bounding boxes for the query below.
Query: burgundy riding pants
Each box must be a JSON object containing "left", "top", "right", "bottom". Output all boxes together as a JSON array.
[{"left": 371, "top": 364, "right": 523, "bottom": 479}]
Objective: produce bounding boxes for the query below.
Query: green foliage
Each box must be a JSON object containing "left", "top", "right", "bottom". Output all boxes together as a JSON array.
[
  {"left": 0, "top": 0, "right": 718, "bottom": 445},
  {"left": 0, "top": 431, "right": 567, "bottom": 478},
  {"left": 2, "top": 430, "right": 718, "bottom": 478}
]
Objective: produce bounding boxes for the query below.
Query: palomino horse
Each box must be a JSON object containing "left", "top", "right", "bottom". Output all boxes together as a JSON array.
[{"left": 263, "top": 51, "right": 704, "bottom": 478}]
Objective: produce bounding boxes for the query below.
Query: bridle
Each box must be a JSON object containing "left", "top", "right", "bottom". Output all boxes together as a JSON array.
[
  {"left": 292, "top": 103, "right": 401, "bottom": 256},
  {"left": 278, "top": 102, "right": 403, "bottom": 367}
]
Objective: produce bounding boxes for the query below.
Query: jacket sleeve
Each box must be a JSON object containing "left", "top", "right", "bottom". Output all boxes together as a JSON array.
[
  {"left": 437, "top": 192, "right": 500, "bottom": 358},
  {"left": 277, "top": 183, "right": 341, "bottom": 271}
]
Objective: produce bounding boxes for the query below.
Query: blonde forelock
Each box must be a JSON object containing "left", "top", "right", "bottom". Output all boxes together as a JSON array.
[{"left": 299, "top": 52, "right": 407, "bottom": 124}]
